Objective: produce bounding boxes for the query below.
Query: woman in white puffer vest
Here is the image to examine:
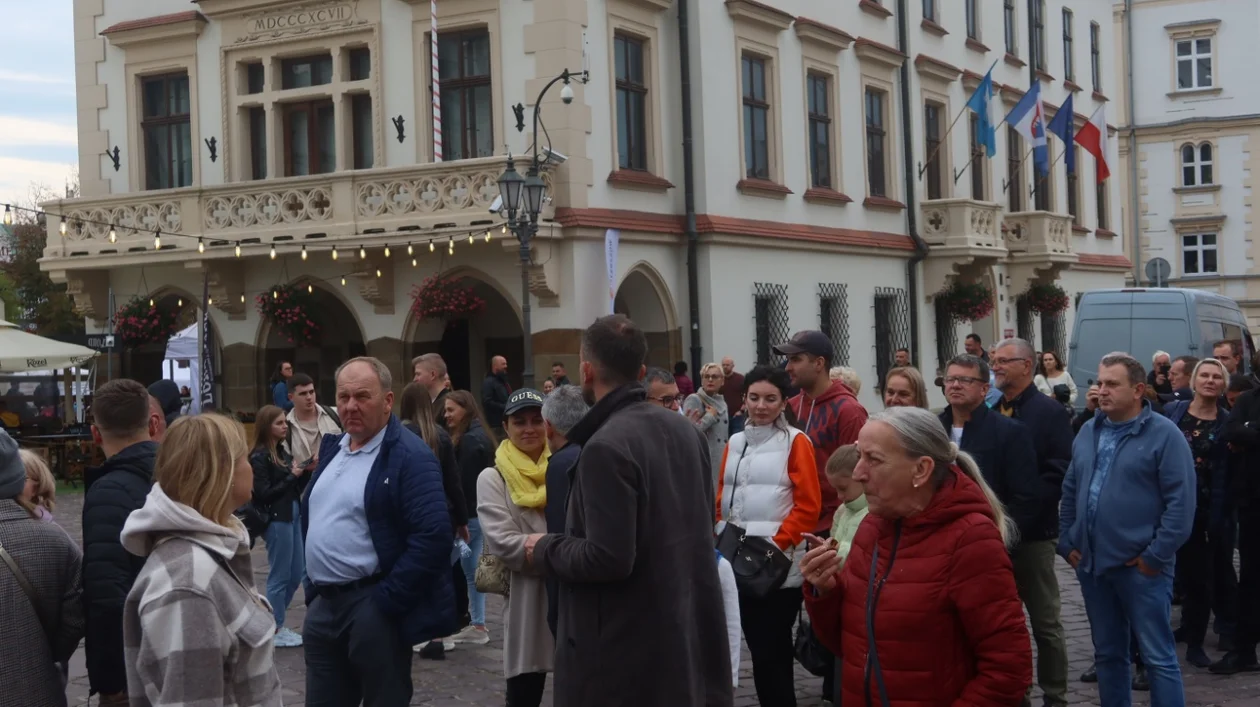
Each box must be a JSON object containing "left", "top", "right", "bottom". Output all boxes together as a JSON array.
[{"left": 715, "top": 364, "right": 821, "bottom": 707}]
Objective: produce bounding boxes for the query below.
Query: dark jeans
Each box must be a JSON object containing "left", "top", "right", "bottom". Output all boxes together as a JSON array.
[
  {"left": 304, "top": 584, "right": 413, "bottom": 707},
  {"left": 454, "top": 558, "right": 469, "bottom": 629},
  {"left": 1212, "top": 515, "right": 1238, "bottom": 638},
  {"left": 1177, "top": 511, "right": 1214, "bottom": 649},
  {"left": 1237, "top": 507, "right": 1260, "bottom": 655},
  {"left": 739, "top": 587, "right": 802, "bottom": 707},
  {"left": 505, "top": 672, "right": 546, "bottom": 707}
]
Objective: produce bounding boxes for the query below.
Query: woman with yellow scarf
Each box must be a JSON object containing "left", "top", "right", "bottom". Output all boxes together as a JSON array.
[{"left": 476, "top": 388, "right": 555, "bottom": 706}]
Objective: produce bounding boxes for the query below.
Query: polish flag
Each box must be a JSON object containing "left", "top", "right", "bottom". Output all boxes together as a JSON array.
[{"left": 1075, "top": 106, "right": 1111, "bottom": 182}]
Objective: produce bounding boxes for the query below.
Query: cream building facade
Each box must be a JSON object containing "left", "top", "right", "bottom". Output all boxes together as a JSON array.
[
  {"left": 44, "top": 0, "right": 1126, "bottom": 413},
  {"left": 1117, "top": 0, "right": 1260, "bottom": 328}
]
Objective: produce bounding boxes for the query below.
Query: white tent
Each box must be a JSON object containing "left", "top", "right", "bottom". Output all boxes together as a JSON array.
[
  {"left": 164, "top": 324, "right": 201, "bottom": 414},
  {"left": 0, "top": 319, "right": 98, "bottom": 372}
]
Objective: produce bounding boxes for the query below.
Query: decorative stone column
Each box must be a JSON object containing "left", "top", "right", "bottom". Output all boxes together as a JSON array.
[{"left": 366, "top": 337, "right": 407, "bottom": 397}]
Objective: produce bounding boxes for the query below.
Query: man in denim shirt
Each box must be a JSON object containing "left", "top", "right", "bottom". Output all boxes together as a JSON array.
[{"left": 1060, "top": 352, "right": 1195, "bottom": 707}]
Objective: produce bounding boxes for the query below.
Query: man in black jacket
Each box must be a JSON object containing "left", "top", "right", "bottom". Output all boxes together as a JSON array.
[
  {"left": 482, "top": 355, "right": 512, "bottom": 434},
  {"left": 82, "top": 379, "right": 162, "bottom": 705},
  {"left": 540, "top": 384, "right": 588, "bottom": 637},
  {"left": 525, "top": 314, "right": 732, "bottom": 707},
  {"left": 938, "top": 354, "right": 1040, "bottom": 538},
  {"left": 992, "top": 338, "right": 1075, "bottom": 707},
  {"left": 1212, "top": 380, "right": 1260, "bottom": 673}
]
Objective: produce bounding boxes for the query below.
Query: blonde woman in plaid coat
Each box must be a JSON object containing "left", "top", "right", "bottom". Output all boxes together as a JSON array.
[{"left": 121, "top": 414, "right": 282, "bottom": 707}]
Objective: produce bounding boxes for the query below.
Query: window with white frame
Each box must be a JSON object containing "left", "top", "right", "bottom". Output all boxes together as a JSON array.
[
  {"left": 1032, "top": 0, "right": 1047, "bottom": 72},
  {"left": 1090, "top": 22, "right": 1101, "bottom": 91},
  {"left": 1062, "top": 9, "right": 1075, "bottom": 82},
  {"left": 1004, "top": 0, "right": 1017, "bottom": 56},
  {"left": 1182, "top": 233, "right": 1217, "bottom": 275},
  {"left": 1176, "top": 38, "right": 1213, "bottom": 90},
  {"left": 1181, "top": 142, "right": 1213, "bottom": 186},
  {"left": 922, "top": 0, "right": 936, "bottom": 23},
  {"left": 965, "top": 0, "right": 979, "bottom": 40}
]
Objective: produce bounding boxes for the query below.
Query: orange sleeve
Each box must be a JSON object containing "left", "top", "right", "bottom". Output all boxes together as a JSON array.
[
  {"left": 773, "top": 433, "right": 823, "bottom": 550},
  {"left": 714, "top": 443, "right": 730, "bottom": 523}
]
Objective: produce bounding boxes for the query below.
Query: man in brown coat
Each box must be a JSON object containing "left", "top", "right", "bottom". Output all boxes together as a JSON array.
[{"left": 524, "top": 314, "right": 732, "bottom": 707}]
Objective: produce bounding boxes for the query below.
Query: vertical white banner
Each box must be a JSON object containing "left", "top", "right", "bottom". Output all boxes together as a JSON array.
[{"left": 604, "top": 228, "right": 619, "bottom": 314}]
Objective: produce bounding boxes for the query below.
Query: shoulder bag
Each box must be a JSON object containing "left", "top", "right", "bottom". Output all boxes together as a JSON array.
[
  {"left": 474, "top": 467, "right": 512, "bottom": 597},
  {"left": 714, "top": 437, "right": 791, "bottom": 598}
]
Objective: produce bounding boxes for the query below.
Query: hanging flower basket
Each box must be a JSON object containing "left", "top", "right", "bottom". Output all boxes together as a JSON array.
[
  {"left": 113, "top": 295, "right": 181, "bottom": 347},
  {"left": 256, "top": 284, "right": 322, "bottom": 346},
  {"left": 1025, "top": 282, "right": 1070, "bottom": 315},
  {"left": 936, "top": 281, "right": 995, "bottom": 322},
  {"left": 411, "top": 275, "right": 487, "bottom": 322}
]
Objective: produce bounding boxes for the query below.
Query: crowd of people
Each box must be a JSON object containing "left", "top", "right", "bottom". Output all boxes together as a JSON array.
[{"left": 1, "top": 316, "right": 1258, "bottom": 707}]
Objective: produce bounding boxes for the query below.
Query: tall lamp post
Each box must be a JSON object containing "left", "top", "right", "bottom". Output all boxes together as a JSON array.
[{"left": 497, "top": 68, "right": 588, "bottom": 390}]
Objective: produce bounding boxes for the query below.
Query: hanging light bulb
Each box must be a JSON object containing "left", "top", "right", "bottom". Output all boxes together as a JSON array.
[
  {"left": 108, "top": 225, "right": 116, "bottom": 243},
  {"left": 429, "top": 241, "right": 435, "bottom": 253},
  {"left": 359, "top": 246, "right": 367, "bottom": 260},
  {"left": 148, "top": 297, "right": 154, "bottom": 307},
  {"left": 407, "top": 243, "right": 414, "bottom": 256},
  {"left": 59, "top": 220, "right": 67, "bottom": 236},
  {"left": 467, "top": 232, "right": 474, "bottom": 245},
  {"left": 307, "top": 284, "right": 313, "bottom": 294},
  {"left": 384, "top": 245, "right": 391, "bottom": 258},
  {"left": 207, "top": 296, "right": 213, "bottom": 306},
  {"left": 197, "top": 238, "right": 205, "bottom": 254},
  {"left": 2, "top": 205, "right": 11, "bottom": 226},
  {"left": 485, "top": 230, "right": 492, "bottom": 243},
  {"left": 331, "top": 247, "right": 339, "bottom": 261},
  {"left": 240, "top": 294, "right": 245, "bottom": 303},
  {"left": 301, "top": 245, "right": 308, "bottom": 261},
  {"left": 153, "top": 230, "right": 161, "bottom": 249},
  {"left": 269, "top": 244, "right": 277, "bottom": 260},
  {"left": 234, "top": 244, "right": 242, "bottom": 258},
  {"left": 177, "top": 298, "right": 183, "bottom": 308},
  {"left": 375, "top": 269, "right": 382, "bottom": 278},
  {"left": 340, "top": 276, "right": 347, "bottom": 286},
  {"left": 411, "top": 257, "right": 417, "bottom": 267},
  {"left": 448, "top": 236, "right": 454, "bottom": 255},
  {"left": 272, "top": 289, "right": 278, "bottom": 300},
  {"left": 501, "top": 225, "right": 507, "bottom": 235}
]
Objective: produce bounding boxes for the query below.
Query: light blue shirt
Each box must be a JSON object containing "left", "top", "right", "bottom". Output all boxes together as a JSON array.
[
  {"left": 305, "top": 425, "right": 387, "bottom": 584},
  {"left": 1083, "top": 416, "right": 1139, "bottom": 571},
  {"left": 985, "top": 371, "right": 1003, "bottom": 407}
]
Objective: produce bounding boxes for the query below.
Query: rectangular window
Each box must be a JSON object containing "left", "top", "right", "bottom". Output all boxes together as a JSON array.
[
  {"left": 924, "top": 102, "right": 943, "bottom": 200},
  {"left": 1004, "top": 0, "right": 1017, "bottom": 55},
  {"left": 865, "top": 88, "right": 887, "bottom": 197},
  {"left": 1062, "top": 9, "right": 1075, "bottom": 81},
  {"left": 818, "top": 283, "right": 850, "bottom": 366},
  {"left": 283, "top": 100, "right": 335, "bottom": 176},
  {"left": 1090, "top": 23, "right": 1102, "bottom": 91},
  {"left": 742, "top": 54, "right": 770, "bottom": 180},
  {"left": 348, "top": 48, "right": 371, "bottom": 81},
  {"left": 1182, "top": 233, "right": 1218, "bottom": 275},
  {"left": 246, "top": 62, "right": 265, "bottom": 94},
  {"left": 281, "top": 54, "right": 333, "bottom": 89},
  {"left": 1032, "top": 0, "right": 1047, "bottom": 72},
  {"left": 969, "top": 113, "right": 986, "bottom": 200},
  {"left": 807, "top": 73, "right": 832, "bottom": 189},
  {"left": 1096, "top": 178, "right": 1109, "bottom": 230},
  {"left": 1176, "top": 38, "right": 1213, "bottom": 90},
  {"left": 1067, "top": 146, "right": 1080, "bottom": 224},
  {"left": 965, "top": 0, "right": 979, "bottom": 40},
  {"left": 1007, "top": 125, "right": 1023, "bottom": 211},
  {"left": 141, "top": 73, "right": 193, "bottom": 190},
  {"left": 248, "top": 106, "right": 267, "bottom": 180},
  {"left": 1182, "top": 142, "right": 1214, "bottom": 186},
  {"left": 438, "top": 30, "right": 494, "bottom": 161},
  {"left": 614, "top": 34, "right": 648, "bottom": 172},
  {"left": 1034, "top": 143, "right": 1051, "bottom": 211},
  {"left": 922, "top": 0, "right": 936, "bottom": 22},
  {"left": 753, "top": 283, "right": 789, "bottom": 365},
  {"left": 351, "top": 94, "right": 374, "bottom": 170}
]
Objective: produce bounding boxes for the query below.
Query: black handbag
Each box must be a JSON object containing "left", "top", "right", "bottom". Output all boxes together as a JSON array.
[
  {"left": 715, "top": 440, "right": 791, "bottom": 597},
  {"left": 793, "top": 606, "right": 831, "bottom": 677}
]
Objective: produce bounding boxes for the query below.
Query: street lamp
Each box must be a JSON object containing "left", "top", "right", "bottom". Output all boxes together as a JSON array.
[{"left": 497, "top": 68, "right": 588, "bottom": 389}]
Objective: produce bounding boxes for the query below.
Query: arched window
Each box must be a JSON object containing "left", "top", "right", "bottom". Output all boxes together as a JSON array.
[{"left": 1182, "top": 142, "right": 1213, "bottom": 186}]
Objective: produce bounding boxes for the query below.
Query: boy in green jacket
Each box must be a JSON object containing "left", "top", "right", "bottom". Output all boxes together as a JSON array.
[{"left": 825, "top": 444, "right": 868, "bottom": 566}]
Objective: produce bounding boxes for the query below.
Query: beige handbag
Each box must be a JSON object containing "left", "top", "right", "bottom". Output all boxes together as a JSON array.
[{"left": 474, "top": 542, "right": 511, "bottom": 597}]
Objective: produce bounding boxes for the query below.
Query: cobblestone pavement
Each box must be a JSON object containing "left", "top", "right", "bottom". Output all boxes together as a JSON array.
[{"left": 55, "top": 490, "right": 1260, "bottom": 706}]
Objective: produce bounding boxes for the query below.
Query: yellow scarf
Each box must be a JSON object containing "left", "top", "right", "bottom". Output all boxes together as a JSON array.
[{"left": 495, "top": 440, "right": 551, "bottom": 509}]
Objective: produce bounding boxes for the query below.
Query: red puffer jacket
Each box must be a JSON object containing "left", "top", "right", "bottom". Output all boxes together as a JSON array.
[{"left": 804, "top": 467, "right": 1031, "bottom": 707}]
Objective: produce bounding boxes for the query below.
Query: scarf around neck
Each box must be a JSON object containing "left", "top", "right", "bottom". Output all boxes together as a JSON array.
[
  {"left": 495, "top": 439, "right": 551, "bottom": 509},
  {"left": 695, "top": 387, "right": 728, "bottom": 415}
]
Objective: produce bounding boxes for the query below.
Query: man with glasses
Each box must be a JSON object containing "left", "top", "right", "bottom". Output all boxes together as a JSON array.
[
  {"left": 644, "top": 368, "right": 684, "bottom": 412},
  {"left": 992, "top": 339, "right": 1074, "bottom": 707},
  {"left": 938, "top": 354, "right": 1040, "bottom": 543}
]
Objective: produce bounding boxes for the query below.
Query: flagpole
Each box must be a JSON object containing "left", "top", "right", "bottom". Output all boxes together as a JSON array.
[
  {"left": 1028, "top": 147, "right": 1068, "bottom": 198},
  {"left": 1002, "top": 147, "right": 1037, "bottom": 194},
  {"left": 919, "top": 58, "right": 1001, "bottom": 181}
]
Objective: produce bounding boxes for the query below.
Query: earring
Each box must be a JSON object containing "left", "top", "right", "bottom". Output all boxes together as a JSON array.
[{"left": 912, "top": 480, "right": 920, "bottom": 488}]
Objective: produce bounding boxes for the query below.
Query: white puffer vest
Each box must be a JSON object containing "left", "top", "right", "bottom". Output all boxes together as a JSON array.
[{"left": 716, "top": 422, "right": 810, "bottom": 588}]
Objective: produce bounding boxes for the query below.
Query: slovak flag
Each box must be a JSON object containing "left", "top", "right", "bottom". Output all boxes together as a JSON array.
[
  {"left": 1075, "top": 105, "right": 1111, "bottom": 182},
  {"left": 1005, "top": 81, "right": 1049, "bottom": 175}
]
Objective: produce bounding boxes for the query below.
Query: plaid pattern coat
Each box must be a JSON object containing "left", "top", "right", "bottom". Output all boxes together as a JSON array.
[
  {"left": 0, "top": 499, "right": 84, "bottom": 707},
  {"left": 122, "top": 484, "right": 281, "bottom": 707}
]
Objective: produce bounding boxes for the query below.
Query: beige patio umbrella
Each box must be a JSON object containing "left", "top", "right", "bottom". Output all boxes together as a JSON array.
[{"left": 0, "top": 319, "right": 98, "bottom": 372}]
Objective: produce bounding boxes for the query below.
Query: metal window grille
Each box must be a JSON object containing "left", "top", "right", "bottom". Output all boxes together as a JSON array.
[
  {"left": 753, "top": 283, "right": 789, "bottom": 365},
  {"left": 934, "top": 298, "right": 958, "bottom": 373},
  {"left": 1016, "top": 296, "right": 1036, "bottom": 347},
  {"left": 1040, "top": 310, "right": 1066, "bottom": 356},
  {"left": 874, "top": 287, "right": 910, "bottom": 388},
  {"left": 818, "top": 283, "right": 850, "bottom": 365}
]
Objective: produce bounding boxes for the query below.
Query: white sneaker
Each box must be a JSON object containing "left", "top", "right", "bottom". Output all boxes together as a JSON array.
[
  {"left": 452, "top": 625, "right": 490, "bottom": 645},
  {"left": 273, "top": 627, "right": 303, "bottom": 648},
  {"left": 442, "top": 637, "right": 456, "bottom": 651}
]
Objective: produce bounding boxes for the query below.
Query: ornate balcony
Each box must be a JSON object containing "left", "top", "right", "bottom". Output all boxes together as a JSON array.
[
  {"left": 1002, "top": 210, "right": 1077, "bottom": 293},
  {"left": 919, "top": 198, "right": 1008, "bottom": 295},
  {"left": 40, "top": 156, "right": 552, "bottom": 272}
]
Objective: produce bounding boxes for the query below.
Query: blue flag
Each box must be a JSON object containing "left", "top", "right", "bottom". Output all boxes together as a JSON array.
[
  {"left": 1005, "top": 81, "right": 1050, "bottom": 175},
  {"left": 1046, "top": 93, "right": 1076, "bottom": 174},
  {"left": 965, "top": 70, "right": 997, "bottom": 158}
]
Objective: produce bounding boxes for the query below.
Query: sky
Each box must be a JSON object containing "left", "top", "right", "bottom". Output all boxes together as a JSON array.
[{"left": 0, "top": 1, "right": 78, "bottom": 209}]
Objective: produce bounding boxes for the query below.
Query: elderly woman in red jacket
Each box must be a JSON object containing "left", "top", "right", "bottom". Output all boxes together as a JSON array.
[{"left": 800, "top": 406, "right": 1032, "bottom": 707}]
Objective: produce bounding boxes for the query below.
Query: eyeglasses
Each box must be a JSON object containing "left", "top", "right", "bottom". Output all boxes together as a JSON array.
[
  {"left": 943, "top": 375, "right": 985, "bottom": 386},
  {"left": 991, "top": 357, "right": 1031, "bottom": 367},
  {"left": 701, "top": 374, "right": 723, "bottom": 381},
  {"left": 648, "top": 395, "right": 685, "bottom": 405}
]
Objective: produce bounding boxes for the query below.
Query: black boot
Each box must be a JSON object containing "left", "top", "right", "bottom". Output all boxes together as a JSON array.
[
  {"left": 1079, "top": 663, "right": 1097, "bottom": 683},
  {"left": 1209, "top": 651, "right": 1260, "bottom": 675}
]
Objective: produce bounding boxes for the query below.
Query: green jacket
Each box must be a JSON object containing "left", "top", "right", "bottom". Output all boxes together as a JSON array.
[{"left": 830, "top": 494, "right": 869, "bottom": 566}]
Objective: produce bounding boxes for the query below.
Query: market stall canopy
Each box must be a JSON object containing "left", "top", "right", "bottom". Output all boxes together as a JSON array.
[{"left": 0, "top": 319, "right": 98, "bottom": 372}]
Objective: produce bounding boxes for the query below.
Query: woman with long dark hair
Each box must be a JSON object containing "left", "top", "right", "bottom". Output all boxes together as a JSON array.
[
  {"left": 445, "top": 390, "right": 496, "bottom": 644},
  {"left": 1035, "top": 351, "right": 1078, "bottom": 405},
  {"left": 250, "top": 404, "right": 308, "bottom": 648},
  {"left": 269, "top": 361, "right": 293, "bottom": 411}
]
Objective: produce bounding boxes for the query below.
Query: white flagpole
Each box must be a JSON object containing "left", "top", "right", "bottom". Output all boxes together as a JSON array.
[{"left": 431, "top": 0, "right": 443, "bottom": 162}]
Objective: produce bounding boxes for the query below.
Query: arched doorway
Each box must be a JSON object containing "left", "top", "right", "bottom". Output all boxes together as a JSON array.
[
  {"left": 123, "top": 289, "right": 201, "bottom": 386},
  {"left": 406, "top": 273, "right": 523, "bottom": 393},
  {"left": 257, "top": 283, "right": 365, "bottom": 408},
  {"left": 614, "top": 264, "right": 679, "bottom": 369}
]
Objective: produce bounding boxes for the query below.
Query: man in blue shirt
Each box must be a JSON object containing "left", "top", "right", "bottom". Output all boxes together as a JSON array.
[{"left": 1060, "top": 352, "right": 1195, "bottom": 707}]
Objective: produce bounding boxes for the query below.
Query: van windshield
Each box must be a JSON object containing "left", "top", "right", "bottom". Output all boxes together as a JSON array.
[{"left": 1074, "top": 317, "right": 1191, "bottom": 372}]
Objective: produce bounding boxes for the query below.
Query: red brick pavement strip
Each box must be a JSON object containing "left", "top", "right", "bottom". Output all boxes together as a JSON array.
[{"left": 54, "top": 491, "right": 1259, "bottom": 706}]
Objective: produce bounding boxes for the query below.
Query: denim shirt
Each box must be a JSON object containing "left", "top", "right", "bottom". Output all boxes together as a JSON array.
[{"left": 1085, "top": 416, "right": 1140, "bottom": 545}]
